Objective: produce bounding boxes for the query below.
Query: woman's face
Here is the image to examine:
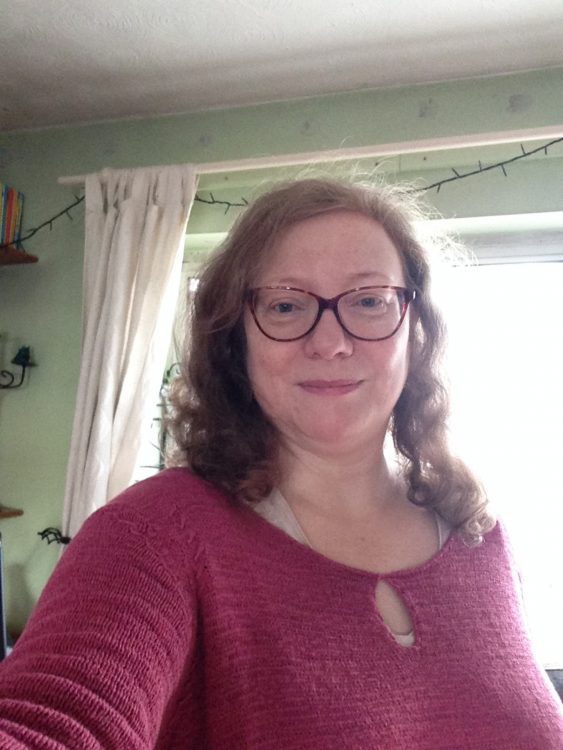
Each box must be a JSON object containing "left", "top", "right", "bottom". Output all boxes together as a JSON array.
[{"left": 244, "top": 210, "right": 412, "bottom": 459}]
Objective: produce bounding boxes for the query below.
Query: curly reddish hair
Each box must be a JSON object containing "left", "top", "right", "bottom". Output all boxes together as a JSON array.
[{"left": 167, "top": 178, "right": 495, "bottom": 545}]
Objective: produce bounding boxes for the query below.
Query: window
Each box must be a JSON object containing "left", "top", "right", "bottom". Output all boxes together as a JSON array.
[{"left": 437, "top": 259, "right": 563, "bottom": 668}]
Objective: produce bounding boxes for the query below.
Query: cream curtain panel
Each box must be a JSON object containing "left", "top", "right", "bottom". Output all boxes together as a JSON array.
[{"left": 62, "top": 165, "right": 198, "bottom": 538}]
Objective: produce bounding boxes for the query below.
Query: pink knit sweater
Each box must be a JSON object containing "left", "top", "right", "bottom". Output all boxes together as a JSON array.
[{"left": 0, "top": 469, "right": 561, "bottom": 749}]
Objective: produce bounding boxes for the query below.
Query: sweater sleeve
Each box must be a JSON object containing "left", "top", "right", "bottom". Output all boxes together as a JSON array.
[{"left": 0, "top": 497, "right": 198, "bottom": 749}]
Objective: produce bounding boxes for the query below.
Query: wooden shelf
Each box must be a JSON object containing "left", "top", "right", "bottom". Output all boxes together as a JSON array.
[
  {"left": 0, "top": 245, "right": 38, "bottom": 265},
  {"left": 0, "top": 507, "right": 24, "bottom": 519}
]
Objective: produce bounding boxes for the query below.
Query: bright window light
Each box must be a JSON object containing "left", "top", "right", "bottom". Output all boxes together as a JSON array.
[{"left": 437, "top": 261, "right": 563, "bottom": 668}]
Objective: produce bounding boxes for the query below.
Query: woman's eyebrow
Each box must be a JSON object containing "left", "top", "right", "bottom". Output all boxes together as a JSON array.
[
  {"left": 265, "top": 271, "right": 393, "bottom": 287},
  {"left": 345, "top": 271, "right": 395, "bottom": 283}
]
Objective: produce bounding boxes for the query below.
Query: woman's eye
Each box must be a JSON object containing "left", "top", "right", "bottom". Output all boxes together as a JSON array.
[
  {"left": 356, "top": 295, "right": 384, "bottom": 309},
  {"left": 265, "top": 297, "right": 308, "bottom": 314},
  {"left": 272, "top": 302, "right": 297, "bottom": 314},
  {"left": 344, "top": 292, "right": 391, "bottom": 316}
]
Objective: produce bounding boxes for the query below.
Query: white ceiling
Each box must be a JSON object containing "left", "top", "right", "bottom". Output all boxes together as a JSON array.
[{"left": 2, "top": 0, "right": 563, "bottom": 132}]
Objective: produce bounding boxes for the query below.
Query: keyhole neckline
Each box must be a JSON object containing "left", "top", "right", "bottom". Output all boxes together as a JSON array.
[{"left": 246, "top": 496, "right": 459, "bottom": 582}]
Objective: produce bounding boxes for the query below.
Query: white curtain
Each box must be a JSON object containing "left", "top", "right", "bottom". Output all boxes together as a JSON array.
[{"left": 62, "top": 165, "right": 198, "bottom": 538}]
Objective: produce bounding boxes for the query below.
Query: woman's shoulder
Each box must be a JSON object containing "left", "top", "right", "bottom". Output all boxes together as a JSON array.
[
  {"left": 478, "top": 517, "right": 513, "bottom": 560},
  {"left": 109, "top": 467, "right": 230, "bottom": 518},
  {"left": 101, "top": 467, "right": 236, "bottom": 527},
  {"left": 71, "top": 469, "right": 235, "bottom": 566}
]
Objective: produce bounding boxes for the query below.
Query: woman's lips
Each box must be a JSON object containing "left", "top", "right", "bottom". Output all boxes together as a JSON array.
[{"left": 298, "top": 379, "right": 362, "bottom": 395}]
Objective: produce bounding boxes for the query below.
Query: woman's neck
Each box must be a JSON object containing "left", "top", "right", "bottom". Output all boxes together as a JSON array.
[{"left": 276, "top": 441, "right": 401, "bottom": 523}]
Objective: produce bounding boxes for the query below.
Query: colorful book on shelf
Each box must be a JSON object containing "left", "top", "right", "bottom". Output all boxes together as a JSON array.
[
  {"left": 14, "top": 190, "right": 24, "bottom": 244},
  {"left": 0, "top": 183, "right": 9, "bottom": 244},
  {"left": 0, "top": 185, "right": 23, "bottom": 245},
  {"left": 0, "top": 182, "right": 36, "bottom": 263},
  {"left": 1, "top": 183, "right": 24, "bottom": 245},
  {"left": 4, "top": 188, "right": 15, "bottom": 245}
]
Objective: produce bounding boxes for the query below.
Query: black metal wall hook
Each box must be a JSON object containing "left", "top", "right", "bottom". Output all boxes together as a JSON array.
[
  {"left": 37, "top": 527, "right": 71, "bottom": 545},
  {"left": 0, "top": 346, "right": 36, "bottom": 389}
]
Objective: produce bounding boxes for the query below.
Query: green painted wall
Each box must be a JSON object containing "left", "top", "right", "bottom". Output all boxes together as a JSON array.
[{"left": 1, "top": 67, "right": 563, "bottom": 634}]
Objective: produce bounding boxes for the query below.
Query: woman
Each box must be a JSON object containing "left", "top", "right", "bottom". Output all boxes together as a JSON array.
[{"left": 0, "top": 178, "right": 561, "bottom": 749}]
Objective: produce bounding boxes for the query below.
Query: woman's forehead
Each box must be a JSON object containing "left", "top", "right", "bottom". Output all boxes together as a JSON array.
[{"left": 255, "top": 210, "right": 405, "bottom": 286}]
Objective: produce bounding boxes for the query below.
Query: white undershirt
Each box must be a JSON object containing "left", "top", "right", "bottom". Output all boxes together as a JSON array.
[{"left": 251, "top": 488, "right": 451, "bottom": 647}]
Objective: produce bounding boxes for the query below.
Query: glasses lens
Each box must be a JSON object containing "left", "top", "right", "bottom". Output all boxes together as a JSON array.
[
  {"left": 253, "top": 288, "right": 318, "bottom": 340},
  {"left": 338, "top": 288, "right": 404, "bottom": 339}
]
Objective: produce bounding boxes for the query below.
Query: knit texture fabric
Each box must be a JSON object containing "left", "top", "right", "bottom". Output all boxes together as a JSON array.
[{"left": 0, "top": 468, "right": 561, "bottom": 749}]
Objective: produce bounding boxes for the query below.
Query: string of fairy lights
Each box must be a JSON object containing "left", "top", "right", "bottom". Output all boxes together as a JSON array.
[{"left": 2, "top": 136, "right": 563, "bottom": 256}]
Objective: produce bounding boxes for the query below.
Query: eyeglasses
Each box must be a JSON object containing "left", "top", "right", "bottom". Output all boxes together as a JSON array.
[{"left": 247, "top": 285, "right": 416, "bottom": 342}]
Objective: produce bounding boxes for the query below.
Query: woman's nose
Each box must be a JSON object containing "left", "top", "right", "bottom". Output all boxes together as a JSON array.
[{"left": 303, "top": 309, "right": 354, "bottom": 359}]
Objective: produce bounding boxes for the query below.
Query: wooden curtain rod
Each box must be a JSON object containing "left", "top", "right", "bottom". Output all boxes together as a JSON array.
[{"left": 58, "top": 125, "right": 563, "bottom": 186}]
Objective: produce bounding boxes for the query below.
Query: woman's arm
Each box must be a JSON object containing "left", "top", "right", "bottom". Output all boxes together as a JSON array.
[{"left": 0, "top": 499, "right": 197, "bottom": 749}]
